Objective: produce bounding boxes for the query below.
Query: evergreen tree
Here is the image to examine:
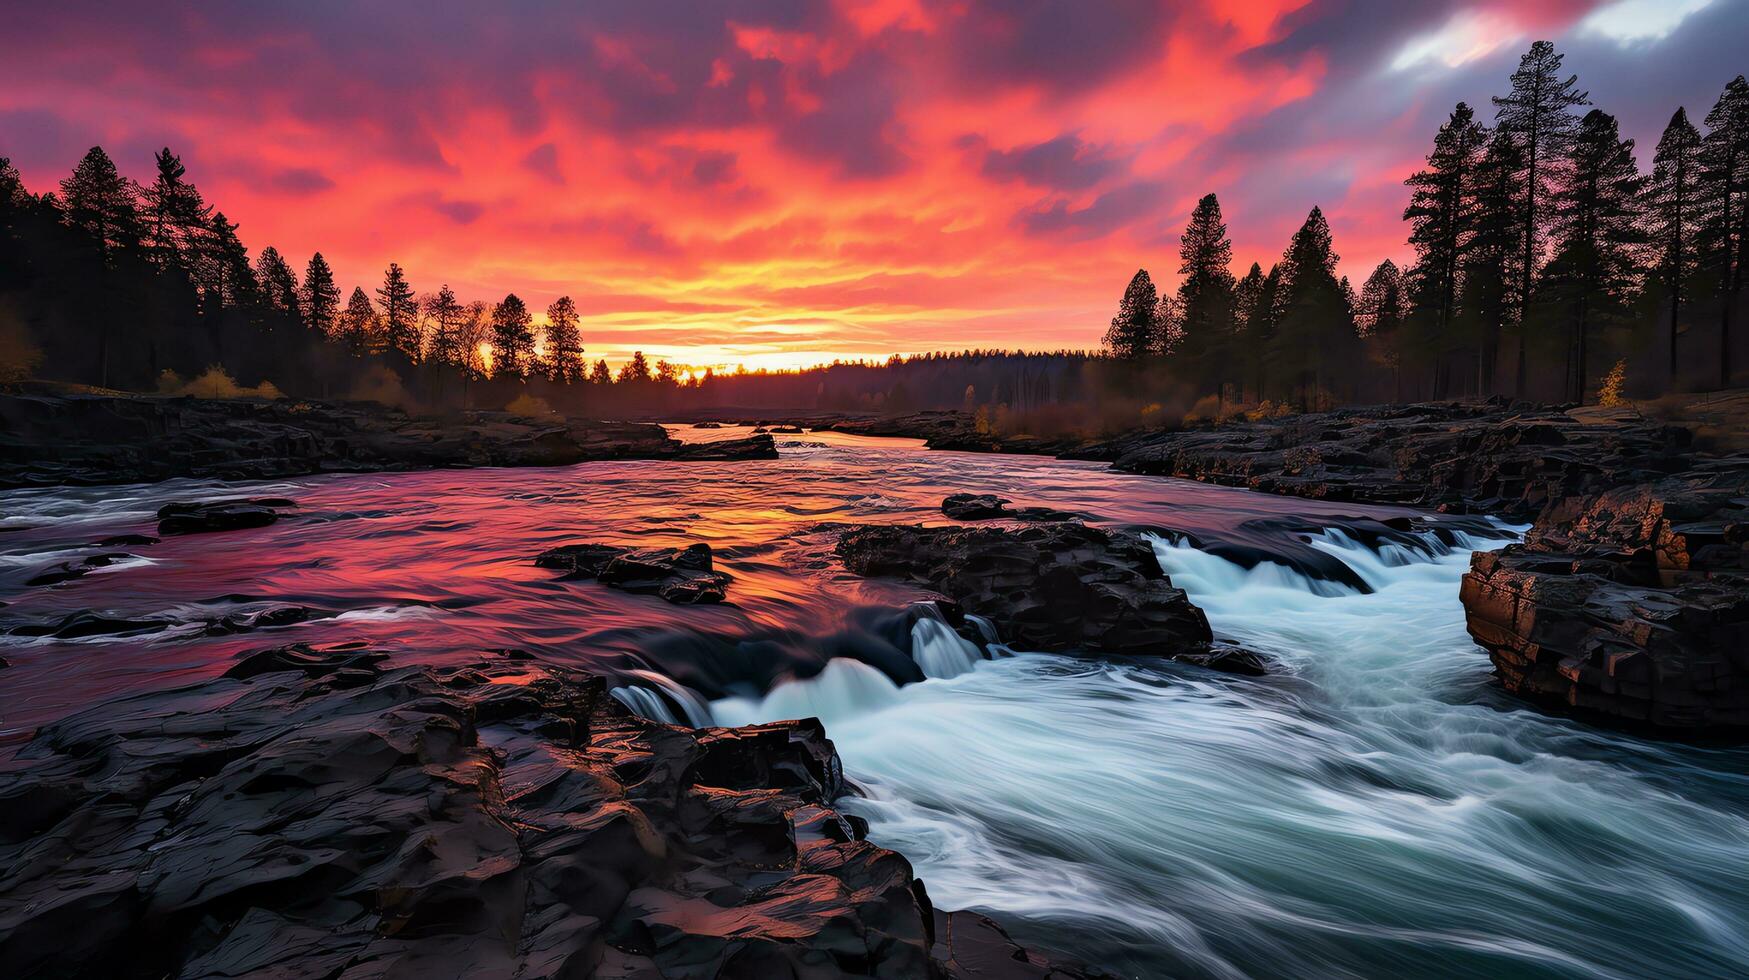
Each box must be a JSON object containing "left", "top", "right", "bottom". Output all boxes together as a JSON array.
[
  {"left": 301, "top": 253, "right": 340, "bottom": 337},
  {"left": 1493, "top": 41, "right": 1589, "bottom": 394},
  {"left": 58, "top": 146, "right": 140, "bottom": 263},
  {"left": 1358, "top": 260, "right": 1408, "bottom": 400},
  {"left": 1233, "top": 262, "right": 1266, "bottom": 402},
  {"left": 0, "top": 157, "right": 25, "bottom": 213},
  {"left": 1403, "top": 102, "right": 1486, "bottom": 389},
  {"left": 376, "top": 262, "right": 420, "bottom": 363},
  {"left": 1102, "top": 268, "right": 1158, "bottom": 361},
  {"left": 618, "top": 350, "right": 652, "bottom": 383},
  {"left": 1175, "top": 193, "right": 1239, "bottom": 393},
  {"left": 655, "top": 359, "right": 680, "bottom": 386},
  {"left": 1274, "top": 207, "right": 1355, "bottom": 408},
  {"left": 1457, "top": 132, "right": 1527, "bottom": 394},
  {"left": 1540, "top": 109, "right": 1646, "bottom": 402},
  {"left": 589, "top": 358, "right": 613, "bottom": 384},
  {"left": 544, "top": 295, "right": 585, "bottom": 382},
  {"left": 1649, "top": 107, "right": 1704, "bottom": 382},
  {"left": 1149, "top": 294, "right": 1179, "bottom": 357},
  {"left": 489, "top": 293, "right": 535, "bottom": 379},
  {"left": 1700, "top": 75, "right": 1749, "bottom": 388},
  {"left": 339, "top": 286, "right": 377, "bottom": 355},
  {"left": 204, "top": 211, "right": 258, "bottom": 311},
  {"left": 425, "top": 285, "right": 464, "bottom": 367},
  {"left": 254, "top": 246, "right": 301, "bottom": 318},
  {"left": 140, "top": 148, "right": 210, "bottom": 275}
]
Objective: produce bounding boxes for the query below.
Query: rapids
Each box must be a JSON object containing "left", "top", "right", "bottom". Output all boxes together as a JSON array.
[{"left": 3, "top": 426, "right": 1747, "bottom": 977}]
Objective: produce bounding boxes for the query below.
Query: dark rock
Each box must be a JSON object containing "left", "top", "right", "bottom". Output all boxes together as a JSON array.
[
  {"left": 836, "top": 523, "right": 1219, "bottom": 663},
  {"left": 24, "top": 552, "right": 135, "bottom": 587},
  {"left": 0, "top": 390, "right": 776, "bottom": 489},
  {"left": 9, "top": 612, "right": 171, "bottom": 639},
  {"left": 943, "top": 493, "right": 1011, "bottom": 519},
  {"left": 692, "top": 420, "right": 725, "bottom": 428},
  {"left": 1088, "top": 401, "right": 1695, "bottom": 522},
  {"left": 157, "top": 497, "right": 295, "bottom": 535},
  {"left": 666, "top": 433, "right": 778, "bottom": 460},
  {"left": 769, "top": 424, "right": 805, "bottom": 434},
  {"left": 537, "top": 541, "right": 732, "bottom": 604},
  {"left": 1461, "top": 460, "right": 1749, "bottom": 729},
  {"left": 0, "top": 646, "right": 1102, "bottom": 979}
]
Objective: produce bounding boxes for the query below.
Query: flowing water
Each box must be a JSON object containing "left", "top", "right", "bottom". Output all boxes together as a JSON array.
[{"left": 3, "top": 428, "right": 1747, "bottom": 978}]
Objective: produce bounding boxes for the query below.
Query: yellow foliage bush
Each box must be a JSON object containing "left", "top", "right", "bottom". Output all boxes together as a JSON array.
[
  {"left": 506, "top": 392, "right": 555, "bottom": 417},
  {"left": 1598, "top": 359, "right": 1628, "bottom": 408},
  {"left": 164, "top": 365, "right": 283, "bottom": 400}
]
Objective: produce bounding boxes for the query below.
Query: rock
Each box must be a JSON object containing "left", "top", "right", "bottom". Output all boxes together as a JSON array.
[
  {"left": 9, "top": 611, "right": 171, "bottom": 639},
  {"left": 1086, "top": 401, "right": 1695, "bottom": 522},
  {"left": 692, "top": 420, "right": 725, "bottom": 428},
  {"left": 836, "top": 523, "right": 1220, "bottom": 663},
  {"left": 941, "top": 493, "right": 1082, "bottom": 523},
  {"left": 943, "top": 493, "right": 1011, "bottom": 519},
  {"left": 1461, "top": 460, "right": 1749, "bottom": 729},
  {"left": 0, "top": 644, "right": 1103, "bottom": 979},
  {"left": 537, "top": 541, "right": 733, "bottom": 604},
  {"left": 666, "top": 433, "right": 778, "bottom": 460},
  {"left": 0, "top": 390, "right": 775, "bottom": 489},
  {"left": 94, "top": 534, "right": 158, "bottom": 547},
  {"left": 769, "top": 424, "right": 805, "bottom": 434},
  {"left": 157, "top": 497, "right": 295, "bottom": 535},
  {"left": 24, "top": 552, "right": 136, "bottom": 587}
]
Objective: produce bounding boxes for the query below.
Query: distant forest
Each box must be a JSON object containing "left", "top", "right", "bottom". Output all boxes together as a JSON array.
[{"left": 2, "top": 40, "right": 1746, "bottom": 429}]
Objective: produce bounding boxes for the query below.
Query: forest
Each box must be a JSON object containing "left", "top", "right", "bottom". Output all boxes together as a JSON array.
[{"left": 1, "top": 41, "right": 1745, "bottom": 427}]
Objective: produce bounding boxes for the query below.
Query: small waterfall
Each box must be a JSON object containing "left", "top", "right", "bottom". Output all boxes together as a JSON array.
[
  {"left": 712, "top": 657, "right": 904, "bottom": 728},
  {"left": 611, "top": 668, "right": 714, "bottom": 727},
  {"left": 909, "top": 615, "right": 984, "bottom": 679}
]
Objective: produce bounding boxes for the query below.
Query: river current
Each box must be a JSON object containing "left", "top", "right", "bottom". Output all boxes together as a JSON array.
[{"left": 3, "top": 428, "right": 1746, "bottom": 978}]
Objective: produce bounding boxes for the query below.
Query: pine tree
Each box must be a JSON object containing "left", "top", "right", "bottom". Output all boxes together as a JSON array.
[
  {"left": 589, "top": 358, "right": 613, "bottom": 384},
  {"left": 619, "top": 350, "right": 652, "bottom": 383},
  {"left": 1358, "top": 260, "right": 1408, "bottom": 400},
  {"left": 1541, "top": 109, "right": 1646, "bottom": 402},
  {"left": 1275, "top": 207, "right": 1355, "bottom": 408},
  {"left": 544, "top": 295, "right": 584, "bottom": 382},
  {"left": 205, "top": 212, "right": 258, "bottom": 311},
  {"left": 1149, "top": 294, "right": 1179, "bottom": 357},
  {"left": 1403, "top": 102, "right": 1487, "bottom": 390},
  {"left": 425, "top": 285, "right": 464, "bottom": 367},
  {"left": 58, "top": 146, "right": 141, "bottom": 263},
  {"left": 376, "top": 262, "right": 420, "bottom": 363},
  {"left": 1649, "top": 107, "right": 1704, "bottom": 383},
  {"left": 1175, "top": 193, "right": 1239, "bottom": 393},
  {"left": 490, "top": 293, "right": 535, "bottom": 379},
  {"left": 140, "top": 148, "right": 210, "bottom": 275},
  {"left": 1233, "top": 262, "right": 1266, "bottom": 402},
  {"left": 301, "top": 253, "right": 340, "bottom": 337},
  {"left": 1700, "top": 75, "right": 1749, "bottom": 388},
  {"left": 0, "top": 157, "right": 25, "bottom": 213},
  {"left": 1102, "top": 269, "right": 1158, "bottom": 361},
  {"left": 1457, "top": 132, "right": 1527, "bottom": 394},
  {"left": 254, "top": 246, "right": 301, "bottom": 319},
  {"left": 339, "top": 286, "right": 377, "bottom": 355},
  {"left": 1493, "top": 41, "right": 1589, "bottom": 394}
]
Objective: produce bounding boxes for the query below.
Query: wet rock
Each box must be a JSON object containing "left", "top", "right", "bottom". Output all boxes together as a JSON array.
[
  {"left": 9, "top": 611, "right": 171, "bottom": 639},
  {"left": 1462, "top": 460, "right": 1749, "bottom": 730},
  {"left": 666, "top": 433, "right": 778, "bottom": 460},
  {"left": 157, "top": 497, "right": 296, "bottom": 535},
  {"left": 24, "top": 552, "right": 136, "bottom": 587},
  {"left": 0, "top": 390, "right": 776, "bottom": 489},
  {"left": 537, "top": 541, "right": 733, "bottom": 604},
  {"left": 836, "top": 523, "right": 1218, "bottom": 663},
  {"left": 1088, "top": 401, "right": 1696, "bottom": 521},
  {"left": 942, "top": 493, "right": 1082, "bottom": 523},
  {"left": 769, "top": 424, "right": 805, "bottom": 434},
  {"left": 0, "top": 645, "right": 1102, "bottom": 979},
  {"left": 692, "top": 421, "right": 725, "bottom": 428}
]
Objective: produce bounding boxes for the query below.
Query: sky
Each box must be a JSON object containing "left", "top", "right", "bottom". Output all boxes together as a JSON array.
[{"left": 3, "top": 1, "right": 1746, "bottom": 371}]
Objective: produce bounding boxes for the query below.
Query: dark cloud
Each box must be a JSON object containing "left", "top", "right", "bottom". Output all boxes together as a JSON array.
[
  {"left": 978, "top": 134, "right": 1127, "bottom": 190},
  {"left": 267, "top": 166, "right": 334, "bottom": 195},
  {"left": 777, "top": 54, "right": 910, "bottom": 178},
  {"left": 949, "top": 0, "right": 1177, "bottom": 92},
  {"left": 428, "top": 197, "right": 485, "bottom": 225},
  {"left": 522, "top": 143, "right": 563, "bottom": 185},
  {"left": 1020, "top": 180, "right": 1169, "bottom": 240}
]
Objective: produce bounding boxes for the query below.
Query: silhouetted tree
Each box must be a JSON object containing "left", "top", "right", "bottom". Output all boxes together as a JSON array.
[
  {"left": 1102, "top": 268, "right": 1158, "bottom": 361},
  {"left": 1493, "top": 41, "right": 1589, "bottom": 394},
  {"left": 1404, "top": 102, "right": 1486, "bottom": 393},
  {"left": 59, "top": 147, "right": 140, "bottom": 265},
  {"left": 589, "top": 358, "right": 613, "bottom": 385},
  {"left": 1457, "top": 132, "right": 1526, "bottom": 394},
  {"left": 376, "top": 262, "right": 419, "bottom": 363},
  {"left": 339, "top": 286, "right": 376, "bottom": 356},
  {"left": 254, "top": 247, "right": 300, "bottom": 317},
  {"left": 301, "top": 253, "right": 340, "bottom": 338},
  {"left": 619, "top": 350, "right": 653, "bottom": 384},
  {"left": 1649, "top": 107, "right": 1704, "bottom": 382},
  {"left": 1358, "top": 260, "right": 1408, "bottom": 400},
  {"left": 544, "top": 295, "right": 584, "bottom": 382},
  {"left": 1175, "top": 193, "right": 1238, "bottom": 396},
  {"left": 489, "top": 293, "right": 534, "bottom": 379},
  {"left": 1700, "top": 75, "right": 1749, "bottom": 388},
  {"left": 1149, "top": 293, "right": 1179, "bottom": 356},
  {"left": 140, "top": 148, "right": 209, "bottom": 275},
  {"left": 1274, "top": 207, "right": 1355, "bottom": 408},
  {"left": 425, "top": 285, "right": 463, "bottom": 366}
]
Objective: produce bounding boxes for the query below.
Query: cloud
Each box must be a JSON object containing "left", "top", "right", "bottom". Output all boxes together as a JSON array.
[
  {"left": 267, "top": 166, "right": 334, "bottom": 195},
  {"left": 977, "top": 134, "right": 1128, "bottom": 190}
]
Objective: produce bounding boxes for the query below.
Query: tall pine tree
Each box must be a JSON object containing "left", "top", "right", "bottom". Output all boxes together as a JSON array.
[
  {"left": 1274, "top": 207, "right": 1355, "bottom": 408},
  {"left": 1102, "top": 269, "right": 1158, "bottom": 361},
  {"left": 1403, "top": 103, "right": 1486, "bottom": 394},
  {"left": 1649, "top": 107, "right": 1704, "bottom": 383},
  {"left": 544, "top": 295, "right": 584, "bottom": 382},
  {"left": 376, "top": 262, "right": 419, "bottom": 363},
  {"left": 490, "top": 293, "right": 535, "bottom": 379},
  {"left": 1700, "top": 75, "right": 1749, "bottom": 388},
  {"left": 301, "top": 253, "right": 340, "bottom": 337},
  {"left": 1493, "top": 41, "right": 1589, "bottom": 395},
  {"left": 1175, "top": 193, "right": 1239, "bottom": 396}
]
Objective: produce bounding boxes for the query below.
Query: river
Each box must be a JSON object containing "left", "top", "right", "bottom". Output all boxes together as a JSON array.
[{"left": 3, "top": 427, "right": 1746, "bottom": 978}]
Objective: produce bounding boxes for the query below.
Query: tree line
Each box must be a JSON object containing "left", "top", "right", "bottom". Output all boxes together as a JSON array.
[{"left": 1105, "top": 43, "right": 1749, "bottom": 407}]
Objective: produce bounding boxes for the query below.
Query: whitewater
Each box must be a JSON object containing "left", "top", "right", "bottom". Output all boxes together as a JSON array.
[{"left": 3, "top": 428, "right": 1747, "bottom": 977}]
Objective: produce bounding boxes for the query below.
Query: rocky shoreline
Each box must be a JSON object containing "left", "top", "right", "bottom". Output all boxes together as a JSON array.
[
  {"left": 0, "top": 644, "right": 1103, "bottom": 978},
  {"left": 0, "top": 388, "right": 775, "bottom": 488}
]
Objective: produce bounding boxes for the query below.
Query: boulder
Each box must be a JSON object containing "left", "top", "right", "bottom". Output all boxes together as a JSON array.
[
  {"left": 0, "top": 644, "right": 1103, "bottom": 979},
  {"left": 537, "top": 541, "right": 732, "bottom": 604},
  {"left": 941, "top": 493, "right": 1082, "bottom": 523},
  {"left": 157, "top": 497, "right": 296, "bottom": 535},
  {"left": 836, "top": 523, "right": 1232, "bottom": 668}
]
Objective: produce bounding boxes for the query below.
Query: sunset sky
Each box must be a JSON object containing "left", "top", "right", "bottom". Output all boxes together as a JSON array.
[{"left": 4, "top": 1, "right": 1746, "bottom": 370}]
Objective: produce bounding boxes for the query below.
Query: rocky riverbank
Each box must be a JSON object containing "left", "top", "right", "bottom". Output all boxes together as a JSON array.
[
  {"left": 0, "top": 643, "right": 1103, "bottom": 979},
  {"left": 0, "top": 388, "right": 775, "bottom": 488}
]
